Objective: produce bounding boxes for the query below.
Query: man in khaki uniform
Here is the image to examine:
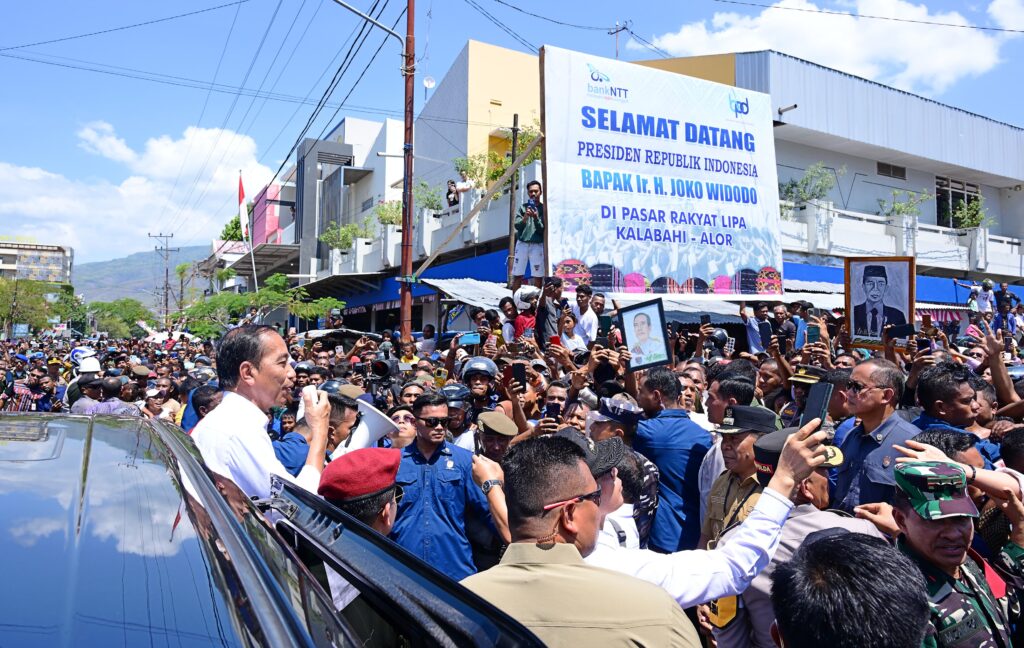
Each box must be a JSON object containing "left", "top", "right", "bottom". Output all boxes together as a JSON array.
[
  {"left": 699, "top": 406, "right": 779, "bottom": 550},
  {"left": 461, "top": 435, "right": 700, "bottom": 647}
]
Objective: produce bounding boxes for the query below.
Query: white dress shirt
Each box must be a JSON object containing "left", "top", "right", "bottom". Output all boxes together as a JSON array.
[
  {"left": 698, "top": 441, "right": 725, "bottom": 524},
  {"left": 600, "top": 504, "right": 641, "bottom": 550},
  {"left": 584, "top": 487, "right": 794, "bottom": 607},
  {"left": 192, "top": 391, "right": 319, "bottom": 499}
]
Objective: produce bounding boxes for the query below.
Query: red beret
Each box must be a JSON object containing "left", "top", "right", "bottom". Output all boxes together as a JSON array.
[{"left": 318, "top": 448, "right": 401, "bottom": 502}]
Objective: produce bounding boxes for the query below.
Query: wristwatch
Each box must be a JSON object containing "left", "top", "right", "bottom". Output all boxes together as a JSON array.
[{"left": 481, "top": 479, "right": 503, "bottom": 494}]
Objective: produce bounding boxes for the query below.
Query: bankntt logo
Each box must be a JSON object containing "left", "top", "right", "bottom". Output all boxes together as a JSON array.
[
  {"left": 586, "top": 63, "right": 629, "bottom": 101},
  {"left": 729, "top": 92, "right": 749, "bottom": 118}
]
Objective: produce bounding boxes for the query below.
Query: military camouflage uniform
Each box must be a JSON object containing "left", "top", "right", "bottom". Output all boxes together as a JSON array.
[
  {"left": 633, "top": 452, "right": 660, "bottom": 549},
  {"left": 896, "top": 462, "right": 1024, "bottom": 648}
]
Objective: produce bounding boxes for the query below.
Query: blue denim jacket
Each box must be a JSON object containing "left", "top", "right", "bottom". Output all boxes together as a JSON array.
[{"left": 390, "top": 441, "right": 493, "bottom": 581}]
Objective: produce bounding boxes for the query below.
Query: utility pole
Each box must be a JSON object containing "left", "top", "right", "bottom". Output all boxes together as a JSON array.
[
  {"left": 609, "top": 21, "right": 628, "bottom": 59},
  {"left": 398, "top": 0, "right": 416, "bottom": 340},
  {"left": 149, "top": 233, "right": 179, "bottom": 331},
  {"left": 505, "top": 113, "right": 520, "bottom": 289}
]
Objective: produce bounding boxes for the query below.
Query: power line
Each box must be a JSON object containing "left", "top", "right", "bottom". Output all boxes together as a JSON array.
[
  {"left": 262, "top": 0, "right": 392, "bottom": 194},
  {"left": 627, "top": 28, "right": 671, "bottom": 58},
  {"left": 712, "top": 0, "right": 1024, "bottom": 34},
  {"left": 0, "top": 0, "right": 254, "bottom": 51},
  {"left": 489, "top": 0, "right": 612, "bottom": 30},
  {"left": 462, "top": 0, "right": 536, "bottom": 51},
  {"left": 154, "top": 0, "right": 245, "bottom": 235}
]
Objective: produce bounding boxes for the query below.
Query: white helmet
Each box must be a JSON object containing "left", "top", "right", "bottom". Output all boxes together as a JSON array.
[
  {"left": 78, "top": 357, "right": 101, "bottom": 374},
  {"left": 69, "top": 347, "right": 96, "bottom": 366}
]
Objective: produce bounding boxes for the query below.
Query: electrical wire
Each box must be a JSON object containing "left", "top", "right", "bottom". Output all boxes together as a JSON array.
[
  {"left": 489, "top": 0, "right": 613, "bottom": 30},
  {"left": 462, "top": 0, "right": 536, "bottom": 51},
  {"left": 0, "top": 0, "right": 254, "bottom": 51},
  {"left": 164, "top": 0, "right": 285, "bottom": 235},
  {"left": 154, "top": 0, "right": 245, "bottom": 234},
  {"left": 626, "top": 28, "right": 671, "bottom": 58},
  {"left": 712, "top": 0, "right": 1024, "bottom": 34}
]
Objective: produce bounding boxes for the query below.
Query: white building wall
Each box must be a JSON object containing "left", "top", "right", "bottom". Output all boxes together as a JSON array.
[{"left": 414, "top": 46, "right": 470, "bottom": 193}]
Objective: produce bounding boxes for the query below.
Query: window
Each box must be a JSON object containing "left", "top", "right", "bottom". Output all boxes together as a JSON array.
[
  {"left": 935, "top": 177, "right": 981, "bottom": 228},
  {"left": 877, "top": 162, "right": 907, "bottom": 180}
]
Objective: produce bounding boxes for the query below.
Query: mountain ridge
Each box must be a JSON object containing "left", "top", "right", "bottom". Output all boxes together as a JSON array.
[{"left": 73, "top": 244, "right": 211, "bottom": 307}]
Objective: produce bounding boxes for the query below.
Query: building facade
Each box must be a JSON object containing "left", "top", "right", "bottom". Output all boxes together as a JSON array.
[{"left": 0, "top": 241, "right": 73, "bottom": 283}]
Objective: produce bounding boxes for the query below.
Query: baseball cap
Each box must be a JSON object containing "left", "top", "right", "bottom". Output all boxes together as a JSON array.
[
  {"left": 477, "top": 410, "right": 518, "bottom": 437},
  {"left": 753, "top": 427, "right": 845, "bottom": 488},
  {"left": 318, "top": 448, "right": 401, "bottom": 503},
  {"left": 555, "top": 427, "right": 624, "bottom": 478},
  {"left": 895, "top": 461, "right": 979, "bottom": 520},
  {"left": 589, "top": 394, "right": 643, "bottom": 427},
  {"left": 78, "top": 375, "right": 102, "bottom": 390},
  {"left": 718, "top": 405, "right": 779, "bottom": 435},
  {"left": 132, "top": 365, "right": 151, "bottom": 379},
  {"left": 789, "top": 364, "right": 827, "bottom": 385}
]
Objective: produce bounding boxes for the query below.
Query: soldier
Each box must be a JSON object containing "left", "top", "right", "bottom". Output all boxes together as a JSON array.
[{"left": 894, "top": 461, "right": 1024, "bottom": 647}]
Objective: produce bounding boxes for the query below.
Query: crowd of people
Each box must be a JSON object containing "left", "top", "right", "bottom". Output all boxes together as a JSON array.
[{"left": 7, "top": 282, "right": 1024, "bottom": 647}]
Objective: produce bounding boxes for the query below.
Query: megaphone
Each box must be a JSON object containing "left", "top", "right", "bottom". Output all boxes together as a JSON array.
[{"left": 330, "top": 398, "right": 400, "bottom": 460}]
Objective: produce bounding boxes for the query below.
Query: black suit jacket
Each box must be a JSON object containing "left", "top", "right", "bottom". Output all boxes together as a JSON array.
[{"left": 853, "top": 302, "right": 906, "bottom": 336}]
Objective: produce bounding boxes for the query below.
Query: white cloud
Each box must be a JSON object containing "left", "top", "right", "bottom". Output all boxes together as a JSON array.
[
  {"left": 0, "top": 123, "right": 272, "bottom": 263},
  {"left": 989, "top": 0, "right": 1024, "bottom": 28},
  {"left": 632, "top": 0, "right": 1018, "bottom": 95}
]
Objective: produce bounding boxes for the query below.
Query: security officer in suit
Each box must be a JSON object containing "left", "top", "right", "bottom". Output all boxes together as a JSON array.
[{"left": 853, "top": 265, "right": 907, "bottom": 336}]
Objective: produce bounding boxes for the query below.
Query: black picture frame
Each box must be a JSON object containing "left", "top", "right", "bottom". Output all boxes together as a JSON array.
[{"left": 617, "top": 298, "right": 671, "bottom": 372}]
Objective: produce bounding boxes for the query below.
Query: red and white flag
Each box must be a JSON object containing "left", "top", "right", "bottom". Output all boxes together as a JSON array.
[{"left": 238, "top": 173, "right": 248, "bottom": 239}]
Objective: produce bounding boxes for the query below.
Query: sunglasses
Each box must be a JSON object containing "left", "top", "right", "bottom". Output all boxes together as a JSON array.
[
  {"left": 391, "top": 414, "right": 416, "bottom": 424},
  {"left": 417, "top": 416, "right": 447, "bottom": 428},
  {"left": 542, "top": 486, "right": 602, "bottom": 512},
  {"left": 845, "top": 380, "right": 880, "bottom": 395}
]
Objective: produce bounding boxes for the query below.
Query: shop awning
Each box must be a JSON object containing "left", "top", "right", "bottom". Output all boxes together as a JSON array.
[
  {"left": 227, "top": 243, "right": 300, "bottom": 278},
  {"left": 302, "top": 272, "right": 384, "bottom": 300}
]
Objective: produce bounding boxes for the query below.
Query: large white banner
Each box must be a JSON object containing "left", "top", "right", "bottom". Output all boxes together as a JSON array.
[{"left": 541, "top": 46, "right": 783, "bottom": 296}]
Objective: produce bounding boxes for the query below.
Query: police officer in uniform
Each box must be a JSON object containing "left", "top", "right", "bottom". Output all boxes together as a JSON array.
[
  {"left": 778, "top": 365, "right": 826, "bottom": 428},
  {"left": 894, "top": 461, "right": 1024, "bottom": 648}
]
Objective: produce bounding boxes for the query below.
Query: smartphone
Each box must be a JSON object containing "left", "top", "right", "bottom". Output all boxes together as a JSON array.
[
  {"left": 1006, "top": 337, "right": 1015, "bottom": 353},
  {"left": 595, "top": 336, "right": 610, "bottom": 348},
  {"left": 888, "top": 323, "right": 917, "bottom": 340},
  {"left": 778, "top": 334, "right": 789, "bottom": 355},
  {"left": 523, "top": 328, "right": 534, "bottom": 339},
  {"left": 805, "top": 325, "right": 820, "bottom": 345},
  {"left": 700, "top": 314, "right": 712, "bottom": 326},
  {"left": 724, "top": 336, "right": 736, "bottom": 356},
  {"left": 597, "top": 315, "right": 612, "bottom": 335},
  {"left": 916, "top": 338, "right": 932, "bottom": 355},
  {"left": 549, "top": 336, "right": 563, "bottom": 347},
  {"left": 800, "top": 382, "right": 834, "bottom": 433},
  {"left": 461, "top": 332, "right": 481, "bottom": 346},
  {"left": 512, "top": 363, "right": 527, "bottom": 387},
  {"left": 758, "top": 321, "right": 773, "bottom": 350},
  {"left": 399, "top": 362, "right": 413, "bottom": 372},
  {"left": 434, "top": 368, "right": 448, "bottom": 388},
  {"left": 501, "top": 365, "right": 513, "bottom": 385},
  {"left": 544, "top": 402, "right": 561, "bottom": 420}
]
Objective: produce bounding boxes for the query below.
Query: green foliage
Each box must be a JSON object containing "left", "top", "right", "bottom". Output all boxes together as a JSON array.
[
  {"left": 779, "top": 163, "right": 844, "bottom": 220},
  {"left": 0, "top": 278, "right": 54, "bottom": 332},
  {"left": 453, "top": 123, "right": 543, "bottom": 201},
  {"left": 877, "top": 189, "right": 933, "bottom": 219},
  {"left": 88, "top": 298, "right": 155, "bottom": 338},
  {"left": 413, "top": 181, "right": 444, "bottom": 213},
  {"left": 374, "top": 200, "right": 403, "bottom": 226},
  {"left": 52, "top": 289, "right": 87, "bottom": 331},
  {"left": 214, "top": 267, "right": 237, "bottom": 284},
  {"left": 319, "top": 216, "right": 375, "bottom": 251},
  {"left": 175, "top": 262, "right": 192, "bottom": 280},
  {"left": 951, "top": 195, "right": 994, "bottom": 230},
  {"left": 183, "top": 272, "right": 345, "bottom": 336},
  {"left": 220, "top": 214, "right": 244, "bottom": 241}
]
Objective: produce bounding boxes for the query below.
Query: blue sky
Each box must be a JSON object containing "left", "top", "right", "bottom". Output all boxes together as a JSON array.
[{"left": 2, "top": 0, "right": 1023, "bottom": 263}]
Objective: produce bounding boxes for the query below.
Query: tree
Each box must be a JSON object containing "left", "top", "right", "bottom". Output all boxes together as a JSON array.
[
  {"left": 0, "top": 278, "right": 53, "bottom": 333},
  {"left": 183, "top": 273, "right": 345, "bottom": 337},
  {"left": 453, "top": 121, "right": 543, "bottom": 202},
  {"left": 89, "top": 298, "right": 156, "bottom": 338},
  {"left": 52, "top": 289, "right": 88, "bottom": 332},
  {"left": 175, "top": 262, "right": 192, "bottom": 310},
  {"left": 220, "top": 214, "right": 244, "bottom": 241},
  {"left": 779, "top": 162, "right": 844, "bottom": 220}
]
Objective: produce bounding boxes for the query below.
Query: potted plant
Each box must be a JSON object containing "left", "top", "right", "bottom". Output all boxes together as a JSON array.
[{"left": 778, "top": 162, "right": 843, "bottom": 221}]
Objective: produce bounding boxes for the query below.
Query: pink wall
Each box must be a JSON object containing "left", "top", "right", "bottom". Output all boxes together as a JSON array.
[{"left": 251, "top": 184, "right": 281, "bottom": 245}]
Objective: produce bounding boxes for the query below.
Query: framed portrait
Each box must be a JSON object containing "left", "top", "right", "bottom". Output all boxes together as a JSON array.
[
  {"left": 844, "top": 256, "right": 916, "bottom": 349},
  {"left": 617, "top": 298, "right": 671, "bottom": 372}
]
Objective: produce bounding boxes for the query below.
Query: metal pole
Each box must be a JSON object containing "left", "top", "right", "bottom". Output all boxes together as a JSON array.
[
  {"left": 399, "top": 0, "right": 415, "bottom": 340},
  {"left": 505, "top": 113, "right": 519, "bottom": 289}
]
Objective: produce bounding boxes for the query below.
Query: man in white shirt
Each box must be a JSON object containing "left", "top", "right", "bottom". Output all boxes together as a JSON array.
[
  {"left": 193, "top": 325, "right": 331, "bottom": 499},
  {"left": 583, "top": 417, "right": 832, "bottom": 609},
  {"left": 570, "top": 284, "right": 598, "bottom": 345}
]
